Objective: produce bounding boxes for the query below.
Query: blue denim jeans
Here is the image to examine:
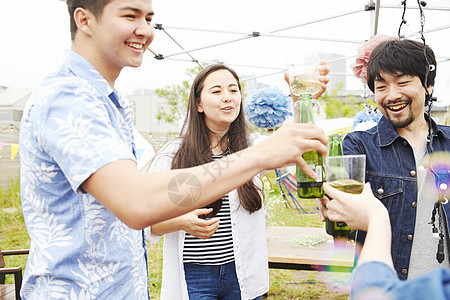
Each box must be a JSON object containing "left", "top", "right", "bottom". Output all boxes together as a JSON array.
[{"left": 184, "top": 261, "right": 263, "bottom": 300}]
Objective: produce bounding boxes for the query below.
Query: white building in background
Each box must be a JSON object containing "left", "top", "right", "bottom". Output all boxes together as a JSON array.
[
  {"left": 126, "top": 89, "right": 182, "bottom": 150},
  {"left": 319, "top": 52, "right": 347, "bottom": 91},
  {"left": 127, "top": 89, "right": 180, "bottom": 135},
  {"left": 0, "top": 87, "right": 32, "bottom": 186}
]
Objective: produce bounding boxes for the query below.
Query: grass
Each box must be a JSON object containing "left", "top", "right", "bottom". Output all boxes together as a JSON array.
[
  {"left": 0, "top": 177, "right": 30, "bottom": 280},
  {"left": 1, "top": 171, "right": 350, "bottom": 299}
]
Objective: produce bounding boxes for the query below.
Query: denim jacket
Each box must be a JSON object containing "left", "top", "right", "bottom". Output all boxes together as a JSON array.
[{"left": 343, "top": 115, "right": 450, "bottom": 280}]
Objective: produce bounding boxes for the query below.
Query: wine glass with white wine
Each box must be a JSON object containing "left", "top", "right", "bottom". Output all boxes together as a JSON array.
[
  {"left": 287, "top": 52, "right": 322, "bottom": 108},
  {"left": 325, "top": 154, "right": 366, "bottom": 238}
]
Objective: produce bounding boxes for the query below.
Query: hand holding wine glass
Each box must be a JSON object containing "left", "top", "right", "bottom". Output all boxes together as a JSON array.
[
  {"left": 287, "top": 53, "right": 322, "bottom": 97},
  {"left": 324, "top": 154, "right": 366, "bottom": 237},
  {"left": 284, "top": 54, "right": 330, "bottom": 123}
]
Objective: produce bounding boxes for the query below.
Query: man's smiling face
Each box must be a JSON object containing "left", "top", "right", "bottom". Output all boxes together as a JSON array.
[{"left": 374, "top": 71, "right": 428, "bottom": 129}]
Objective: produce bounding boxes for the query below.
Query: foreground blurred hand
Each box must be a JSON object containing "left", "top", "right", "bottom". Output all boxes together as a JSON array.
[
  {"left": 321, "top": 182, "right": 386, "bottom": 231},
  {"left": 321, "top": 182, "right": 393, "bottom": 268}
]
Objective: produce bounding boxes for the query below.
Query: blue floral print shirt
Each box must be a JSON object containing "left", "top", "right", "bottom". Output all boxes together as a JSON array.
[
  {"left": 351, "top": 262, "right": 450, "bottom": 299},
  {"left": 19, "top": 50, "right": 149, "bottom": 299}
]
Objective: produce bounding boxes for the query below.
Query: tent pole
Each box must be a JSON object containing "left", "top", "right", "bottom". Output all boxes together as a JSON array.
[{"left": 374, "top": 0, "right": 381, "bottom": 35}]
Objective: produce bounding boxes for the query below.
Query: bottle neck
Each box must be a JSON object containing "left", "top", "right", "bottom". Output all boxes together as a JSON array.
[
  {"left": 298, "top": 93, "right": 315, "bottom": 124},
  {"left": 328, "top": 134, "right": 343, "bottom": 156}
]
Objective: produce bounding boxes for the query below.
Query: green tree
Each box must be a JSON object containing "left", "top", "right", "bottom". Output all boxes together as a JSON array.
[
  {"left": 155, "top": 66, "right": 202, "bottom": 124},
  {"left": 320, "top": 82, "right": 376, "bottom": 119}
]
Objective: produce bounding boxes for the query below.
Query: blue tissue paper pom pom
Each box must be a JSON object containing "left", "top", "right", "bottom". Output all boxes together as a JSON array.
[
  {"left": 244, "top": 87, "right": 293, "bottom": 128},
  {"left": 352, "top": 104, "right": 382, "bottom": 129}
]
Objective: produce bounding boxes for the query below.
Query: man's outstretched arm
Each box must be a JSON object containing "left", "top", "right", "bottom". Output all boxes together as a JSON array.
[{"left": 83, "top": 123, "right": 328, "bottom": 229}]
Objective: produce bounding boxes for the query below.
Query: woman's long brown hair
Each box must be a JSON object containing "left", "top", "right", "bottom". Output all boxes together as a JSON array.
[{"left": 171, "top": 64, "right": 262, "bottom": 217}]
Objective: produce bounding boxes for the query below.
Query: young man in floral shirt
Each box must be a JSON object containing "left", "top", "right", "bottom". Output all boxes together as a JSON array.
[{"left": 19, "top": 0, "right": 329, "bottom": 298}]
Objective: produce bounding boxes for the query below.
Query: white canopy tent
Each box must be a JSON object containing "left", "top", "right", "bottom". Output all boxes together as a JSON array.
[{"left": 1, "top": 0, "right": 448, "bottom": 104}]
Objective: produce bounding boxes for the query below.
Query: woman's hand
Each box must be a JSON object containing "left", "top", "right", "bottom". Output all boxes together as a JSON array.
[{"left": 179, "top": 208, "right": 220, "bottom": 239}]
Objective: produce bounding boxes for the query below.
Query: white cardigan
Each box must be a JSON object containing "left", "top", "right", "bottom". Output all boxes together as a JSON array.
[{"left": 146, "top": 135, "right": 269, "bottom": 300}]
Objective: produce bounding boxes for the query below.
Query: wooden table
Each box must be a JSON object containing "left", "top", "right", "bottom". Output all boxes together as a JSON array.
[
  {"left": 0, "top": 284, "right": 15, "bottom": 300},
  {"left": 267, "top": 226, "right": 355, "bottom": 272}
]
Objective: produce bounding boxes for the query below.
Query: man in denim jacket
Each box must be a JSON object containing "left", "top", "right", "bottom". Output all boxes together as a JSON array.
[{"left": 342, "top": 39, "right": 450, "bottom": 280}]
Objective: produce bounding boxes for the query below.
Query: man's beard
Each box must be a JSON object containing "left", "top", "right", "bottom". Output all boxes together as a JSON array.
[
  {"left": 386, "top": 111, "right": 415, "bottom": 128},
  {"left": 382, "top": 99, "right": 415, "bottom": 129}
]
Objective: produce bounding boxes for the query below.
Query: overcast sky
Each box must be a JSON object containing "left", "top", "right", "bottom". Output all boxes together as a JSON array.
[{"left": 0, "top": 0, "right": 449, "bottom": 105}]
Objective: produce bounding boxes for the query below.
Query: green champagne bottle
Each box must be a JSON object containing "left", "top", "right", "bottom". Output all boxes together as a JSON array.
[
  {"left": 328, "top": 134, "right": 343, "bottom": 156},
  {"left": 325, "top": 134, "right": 353, "bottom": 237},
  {"left": 296, "top": 93, "right": 324, "bottom": 198}
]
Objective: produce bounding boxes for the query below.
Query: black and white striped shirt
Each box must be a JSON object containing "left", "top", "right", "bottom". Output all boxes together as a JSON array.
[{"left": 183, "top": 152, "right": 235, "bottom": 265}]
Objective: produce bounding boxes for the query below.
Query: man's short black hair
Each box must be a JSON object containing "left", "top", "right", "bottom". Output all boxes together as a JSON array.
[{"left": 367, "top": 39, "right": 436, "bottom": 93}]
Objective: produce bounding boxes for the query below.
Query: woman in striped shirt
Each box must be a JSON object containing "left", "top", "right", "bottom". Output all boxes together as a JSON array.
[{"left": 147, "top": 63, "right": 329, "bottom": 300}]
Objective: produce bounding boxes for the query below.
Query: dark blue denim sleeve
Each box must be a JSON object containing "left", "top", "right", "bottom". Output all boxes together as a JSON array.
[
  {"left": 351, "top": 262, "right": 450, "bottom": 300},
  {"left": 342, "top": 131, "right": 365, "bottom": 156}
]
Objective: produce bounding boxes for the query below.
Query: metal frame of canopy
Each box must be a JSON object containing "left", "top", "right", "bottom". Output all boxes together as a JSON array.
[{"left": 147, "top": 0, "right": 450, "bottom": 83}]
